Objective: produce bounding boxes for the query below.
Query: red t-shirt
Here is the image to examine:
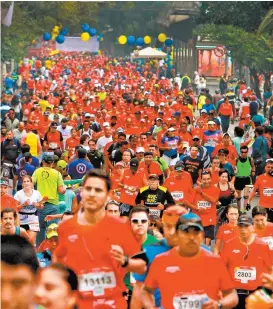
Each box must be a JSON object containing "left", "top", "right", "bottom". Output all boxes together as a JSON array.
[
  {"left": 253, "top": 174, "right": 273, "bottom": 208},
  {"left": 0, "top": 194, "right": 18, "bottom": 212},
  {"left": 55, "top": 214, "right": 141, "bottom": 309},
  {"left": 255, "top": 222, "right": 273, "bottom": 255},
  {"left": 145, "top": 247, "right": 234, "bottom": 309},
  {"left": 216, "top": 224, "right": 239, "bottom": 252},
  {"left": 221, "top": 237, "right": 272, "bottom": 290}
]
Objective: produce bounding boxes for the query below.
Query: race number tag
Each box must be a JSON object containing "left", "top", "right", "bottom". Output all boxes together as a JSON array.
[
  {"left": 173, "top": 293, "right": 208, "bottom": 309},
  {"left": 234, "top": 267, "right": 256, "bottom": 284},
  {"left": 49, "top": 142, "right": 58, "bottom": 149},
  {"left": 197, "top": 201, "right": 211, "bottom": 209},
  {"left": 29, "top": 223, "right": 40, "bottom": 232},
  {"left": 263, "top": 188, "right": 273, "bottom": 196},
  {"left": 78, "top": 271, "right": 116, "bottom": 296},
  {"left": 149, "top": 208, "right": 161, "bottom": 218},
  {"left": 261, "top": 237, "right": 273, "bottom": 250},
  {"left": 171, "top": 191, "right": 184, "bottom": 201}
]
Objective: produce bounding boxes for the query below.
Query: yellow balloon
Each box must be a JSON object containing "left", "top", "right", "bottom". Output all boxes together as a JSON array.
[
  {"left": 81, "top": 32, "right": 90, "bottom": 41},
  {"left": 158, "top": 33, "right": 167, "bottom": 43},
  {"left": 118, "top": 35, "right": 127, "bottom": 45},
  {"left": 144, "top": 36, "right": 151, "bottom": 44}
]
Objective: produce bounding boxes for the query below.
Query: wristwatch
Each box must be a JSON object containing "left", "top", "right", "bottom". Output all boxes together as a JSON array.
[
  {"left": 121, "top": 255, "right": 129, "bottom": 268},
  {"left": 217, "top": 303, "right": 223, "bottom": 309}
]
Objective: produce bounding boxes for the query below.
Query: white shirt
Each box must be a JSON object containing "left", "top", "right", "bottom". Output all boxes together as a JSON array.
[
  {"left": 57, "top": 125, "right": 73, "bottom": 142},
  {"left": 13, "top": 129, "right": 26, "bottom": 142},
  {"left": 14, "top": 189, "right": 42, "bottom": 214},
  {"left": 96, "top": 136, "right": 113, "bottom": 151}
]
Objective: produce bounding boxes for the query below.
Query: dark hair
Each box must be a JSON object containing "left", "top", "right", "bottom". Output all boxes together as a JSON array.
[
  {"left": 201, "top": 170, "right": 211, "bottom": 178},
  {"left": 252, "top": 206, "right": 267, "bottom": 217},
  {"left": 82, "top": 169, "right": 111, "bottom": 191},
  {"left": 1, "top": 235, "right": 39, "bottom": 274},
  {"left": 80, "top": 134, "right": 90, "bottom": 145},
  {"left": 219, "top": 169, "right": 231, "bottom": 181},
  {"left": 88, "top": 139, "right": 97, "bottom": 145},
  {"left": 45, "top": 263, "right": 78, "bottom": 291},
  {"left": 120, "top": 140, "right": 129, "bottom": 147},
  {"left": 212, "top": 155, "right": 220, "bottom": 162},
  {"left": 255, "top": 126, "right": 264, "bottom": 136},
  {"left": 149, "top": 144, "right": 158, "bottom": 150},
  {"left": 240, "top": 145, "right": 249, "bottom": 151},
  {"left": 118, "top": 133, "right": 126, "bottom": 139},
  {"left": 144, "top": 151, "right": 153, "bottom": 157},
  {"left": 105, "top": 200, "right": 120, "bottom": 210},
  {"left": 62, "top": 211, "right": 74, "bottom": 219},
  {"left": 1, "top": 207, "right": 17, "bottom": 219},
  {"left": 129, "top": 205, "right": 149, "bottom": 221},
  {"left": 21, "top": 144, "right": 31, "bottom": 154},
  {"left": 234, "top": 126, "right": 244, "bottom": 138},
  {"left": 78, "top": 150, "right": 86, "bottom": 159}
]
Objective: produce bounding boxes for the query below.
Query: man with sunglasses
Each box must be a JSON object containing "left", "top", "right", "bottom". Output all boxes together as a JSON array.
[
  {"left": 142, "top": 213, "right": 238, "bottom": 309},
  {"left": 249, "top": 159, "right": 273, "bottom": 222},
  {"left": 221, "top": 215, "right": 272, "bottom": 309}
]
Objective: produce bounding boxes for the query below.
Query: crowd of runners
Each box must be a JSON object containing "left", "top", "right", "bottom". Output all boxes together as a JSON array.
[{"left": 1, "top": 53, "right": 273, "bottom": 309}]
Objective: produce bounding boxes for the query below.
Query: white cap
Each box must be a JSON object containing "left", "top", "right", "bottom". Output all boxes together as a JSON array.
[
  {"left": 79, "top": 80, "right": 83, "bottom": 84},
  {"left": 140, "top": 118, "right": 145, "bottom": 122},
  {"left": 103, "top": 122, "right": 110, "bottom": 127},
  {"left": 201, "top": 109, "right": 207, "bottom": 113},
  {"left": 52, "top": 80, "right": 57, "bottom": 84},
  {"left": 161, "top": 77, "right": 166, "bottom": 80},
  {"left": 85, "top": 113, "right": 91, "bottom": 117},
  {"left": 208, "top": 120, "right": 216, "bottom": 125},
  {"left": 160, "top": 102, "right": 165, "bottom": 106},
  {"left": 149, "top": 101, "right": 155, "bottom": 107},
  {"left": 140, "top": 86, "right": 145, "bottom": 89},
  {"left": 168, "top": 127, "right": 176, "bottom": 132},
  {"left": 136, "top": 147, "right": 145, "bottom": 153}
]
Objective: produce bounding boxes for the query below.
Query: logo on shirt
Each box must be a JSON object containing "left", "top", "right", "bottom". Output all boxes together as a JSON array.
[
  {"left": 76, "top": 163, "right": 87, "bottom": 174},
  {"left": 224, "top": 230, "right": 232, "bottom": 234},
  {"left": 232, "top": 249, "right": 240, "bottom": 254},
  {"left": 165, "top": 266, "right": 181, "bottom": 273},
  {"left": 68, "top": 234, "right": 78, "bottom": 242},
  {"left": 41, "top": 171, "right": 49, "bottom": 179}
]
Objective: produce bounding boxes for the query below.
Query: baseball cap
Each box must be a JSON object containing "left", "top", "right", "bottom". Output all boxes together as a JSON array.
[
  {"left": 130, "top": 159, "right": 139, "bottom": 168},
  {"left": 103, "top": 122, "right": 110, "bottom": 127},
  {"left": 192, "top": 135, "right": 200, "bottom": 140},
  {"left": 174, "top": 160, "right": 185, "bottom": 171},
  {"left": 56, "top": 160, "right": 68, "bottom": 170},
  {"left": 58, "top": 106, "right": 63, "bottom": 111},
  {"left": 135, "top": 111, "right": 141, "bottom": 115},
  {"left": 156, "top": 118, "right": 162, "bottom": 121},
  {"left": 61, "top": 118, "right": 68, "bottom": 123},
  {"left": 85, "top": 113, "right": 91, "bottom": 118},
  {"left": 0, "top": 178, "right": 9, "bottom": 186},
  {"left": 136, "top": 147, "right": 145, "bottom": 153},
  {"left": 46, "top": 223, "right": 58, "bottom": 239},
  {"left": 208, "top": 120, "right": 216, "bottom": 125},
  {"left": 50, "top": 122, "right": 58, "bottom": 127},
  {"left": 148, "top": 174, "right": 159, "bottom": 180},
  {"left": 42, "top": 153, "right": 54, "bottom": 163},
  {"left": 25, "top": 123, "right": 33, "bottom": 131},
  {"left": 44, "top": 111, "right": 50, "bottom": 116},
  {"left": 162, "top": 205, "right": 188, "bottom": 224},
  {"left": 140, "top": 119, "right": 145, "bottom": 123},
  {"left": 237, "top": 215, "right": 253, "bottom": 227},
  {"left": 201, "top": 109, "right": 207, "bottom": 113},
  {"left": 176, "top": 213, "right": 204, "bottom": 232},
  {"left": 77, "top": 147, "right": 87, "bottom": 155},
  {"left": 159, "top": 102, "right": 165, "bottom": 106},
  {"left": 174, "top": 111, "right": 181, "bottom": 116},
  {"left": 168, "top": 127, "right": 176, "bottom": 132},
  {"left": 53, "top": 114, "right": 60, "bottom": 119}
]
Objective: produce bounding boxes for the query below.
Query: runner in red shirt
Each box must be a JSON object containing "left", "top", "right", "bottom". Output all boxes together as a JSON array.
[
  {"left": 142, "top": 213, "right": 238, "bottom": 309},
  {"left": 66, "top": 128, "right": 80, "bottom": 158},
  {"left": 138, "top": 152, "right": 163, "bottom": 183},
  {"left": 54, "top": 170, "right": 144, "bottom": 309},
  {"left": 221, "top": 215, "right": 272, "bottom": 309},
  {"left": 214, "top": 204, "right": 239, "bottom": 255}
]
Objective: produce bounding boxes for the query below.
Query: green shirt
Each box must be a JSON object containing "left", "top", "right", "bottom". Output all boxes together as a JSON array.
[
  {"left": 32, "top": 167, "right": 64, "bottom": 206},
  {"left": 124, "top": 233, "right": 158, "bottom": 291},
  {"left": 153, "top": 156, "right": 168, "bottom": 172}
]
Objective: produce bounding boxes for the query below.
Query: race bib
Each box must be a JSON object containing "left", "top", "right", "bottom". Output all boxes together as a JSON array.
[
  {"left": 78, "top": 271, "right": 116, "bottom": 297},
  {"left": 171, "top": 191, "right": 184, "bottom": 201},
  {"left": 149, "top": 208, "right": 161, "bottom": 218},
  {"left": 261, "top": 237, "right": 273, "bottom": 250},
  {"left": 263, "top": 188, "right": 273, "bottom": 196},
  {"left": 234, "top": 267, "right": 256, "bottom": 283},
  {"left": 49, "top": 142, "right": 58, "bottom": 149},
  {"left": 197, "top": 201, "right": 211, "bottom": 209},
  {"left": 29, "top": 222, "right": 40, "bottom": 232},
  {"left": 173, "top": 293, "right": 208, "bottom": 309}
]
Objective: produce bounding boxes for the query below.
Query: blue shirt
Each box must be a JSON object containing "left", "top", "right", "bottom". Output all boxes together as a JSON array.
[
  {"left": 16, "top": 163, "right": 36, "bottom": 186},
  {"left": 161, "top": 136, "right": 181, "bottom": 158},
  {"left": 133, "top": 238, "right": 210, "bottom": 307},
  {"left": 68, "top": 158, "right": 94, "bottom": 179},
  {"left": 36, "top": 249, "right": 52, "bottom": 268},
  {"left": 201, "top": 103, "right": 216, "bottom": 113},
  {"left": 4, "top": 77, "right": 13, "bottom": 89},
  {"left": 17, "top": 154, "right": 40, "bottom": 168}
]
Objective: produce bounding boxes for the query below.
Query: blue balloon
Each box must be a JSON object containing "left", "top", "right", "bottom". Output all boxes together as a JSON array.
[
  {"left": 127, "top": 36, "right": 135, "bottom": 46},
  {"left": 88, "top": 28, "right": 97, "bottom": 37},
  {"left": 56, "top": 35, "right": 65, "bottom": 44},
  {"left": 60, "top": 27, "right": 68, "bottom": 36},
  {"left": 43, "top": 32, "right": 51, "bottom": 41},
  {"left": 81, "top": 23, "right": 90, "bottom": 32},
  {"left": 165, "top": 38, "right": 173, "bottom": 47},
  {"left": 136, "top": 37, "right": 144, "bottom": 46}
]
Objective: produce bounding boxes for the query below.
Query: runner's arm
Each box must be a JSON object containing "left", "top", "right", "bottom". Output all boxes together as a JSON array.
[
  {"left": 202, "top": 289, "right": 238, "bottom": 309},
  {"left": 131, "top": 281, "right": 144, "bottom": 309},
  {"left": 141, "top": 285, "right": 156, "bottom": 309},
  {"left": 213, "top": 238, "right": 222, "bottom": 255}
]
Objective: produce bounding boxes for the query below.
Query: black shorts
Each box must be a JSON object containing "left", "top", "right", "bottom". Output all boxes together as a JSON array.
[
  {"left": 266, "top": 208, "right": 273, "bottom": 223},
  {"left": 234, "top": 176, "right": 251, "bottom": 191},
  {"left": 120, "top": 204, "right": 133, "bottom": 217},
  {"left": 20, "top": 224, "right": 30, "bottom": 231},
  {"left": 204, "top": 225, "right": 215, "bottom": 240}
]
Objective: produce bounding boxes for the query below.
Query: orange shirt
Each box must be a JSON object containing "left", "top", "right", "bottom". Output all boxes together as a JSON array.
[
  {"left": 253, "top": 174, "right": 273, "bottom": 208},
  {"left": 0, "top": 194, "right": 18, "bottom": 212},
  {"left": 192, "top": 185, "right": 220, "bottom": 227},
  {"left": 120, "top": 169, "right": 146, "bottom": 206},
  {"left": 216, "top": 224, "right": 239, "bottom": 251},
  {"left": 163, "top": 174, "right": 193, "bottom": 204},
  {"left": 66, "top": 136, "right": 80, "bottom": 157},
  {"left": 145, "top": 247, "right": 234, "bottom": 309},
  {"left": 221, "top": 237, "right": 272, "bottom": 290},
  {"left": 55, "top": 215, "right": 141, "bottom": 309},
  {"left": 212, "top": 144, "right": 238, "bottom": 166},
  {"left": 138, "top": 161, "right": 163, "bottom": 178},
  {"left": 219, "top": 103, "right": 233, "bottom": 116},
  {"left": 255, "top": 222, "right": 273, "bottom": 254}
]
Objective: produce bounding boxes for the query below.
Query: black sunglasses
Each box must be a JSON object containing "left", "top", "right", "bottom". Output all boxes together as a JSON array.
[{"left": 131, "top": 219, "right": 148, "bottom": 224}]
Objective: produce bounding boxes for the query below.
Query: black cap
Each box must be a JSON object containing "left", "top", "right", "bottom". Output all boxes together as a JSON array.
[
  {"left": 176, "top": 213, "right": 204, "bottom": 231},
  {"left": 237, "top": 215, "right": 253, "bottom": 227},
  {"left": 130, "top": 158, "right": 139, "bottom": 168},
  {"left": 23, "top": 152, "right": 32, "bottom": 160},
  {"left": 174, "top": 160, "right": 185, "bottom": 171},
  {"left": 61, "top": 118, "right": 68, "bottom": 123},
  {"left": 77, "top": 147, "right": 87, "bottom": 155},
  {"left": 135, "top": 111, "right": 141, "bottom": 115},
  {"left": 43, "top": 154, "right": 54, "bottom": 163},
  {"left": 148, "top": 174, "right": 159, "bottom": 180},
  {"left": 50, "top": 122, "right": 58, "bottom": 127}
]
